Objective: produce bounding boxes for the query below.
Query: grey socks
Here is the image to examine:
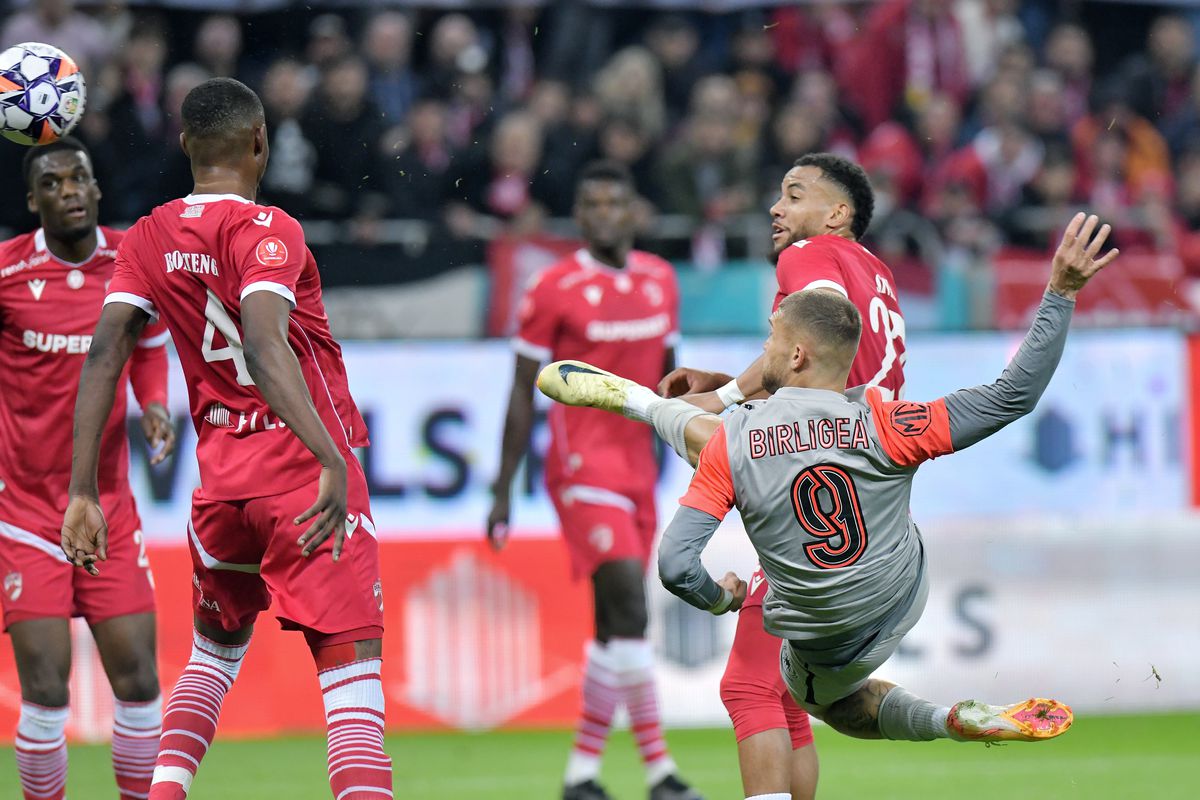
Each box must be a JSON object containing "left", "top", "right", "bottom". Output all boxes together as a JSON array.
[{"left": 877, "top": 686, "right": 951, "bottom": 741}]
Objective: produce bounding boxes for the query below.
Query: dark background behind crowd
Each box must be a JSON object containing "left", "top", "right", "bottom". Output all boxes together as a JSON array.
[{"left": 2, "top": 0, "right": 1199, "bottom": 323}]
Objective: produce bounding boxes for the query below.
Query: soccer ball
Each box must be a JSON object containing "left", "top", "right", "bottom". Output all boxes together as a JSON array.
[{"left": 0, "top": 42, "right": 86, "bottom": 146}]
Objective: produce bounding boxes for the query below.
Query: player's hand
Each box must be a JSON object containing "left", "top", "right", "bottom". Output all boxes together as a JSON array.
[
  {"left": 718, "top": 571, "right": 748, "bottom": 613},
  {"left": 61, "top": 496, "right": 108, "bottom": 576},
  {"left": 141, "top": 403, "right": 176, "bottom": 466},
  {"left": 1049, "top": 212, "right": 1120, "bottom": 300},
  {"left": 486, "top": 491, "right": 511, "bottom": 552},
  {"left": 658, "top": 367, "right": 734, "bottom": 398},
  {"left": 295, "top": 460, "right": 349, "bottom": 562}
]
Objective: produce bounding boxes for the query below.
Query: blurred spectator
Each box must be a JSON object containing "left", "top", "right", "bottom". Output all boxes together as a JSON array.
[
  {"left": 529, "top": 80, "right": 587, "bottom": 211},
  {"left": 306, "top": 14, "right": 352, "bottom": 74},
  {"left": 301, "top": 56, "right": 387, "bottom": 220},
  {"left": 644, "top": 14, "right": 706, "bottom": 126},
  {"left": 596, "top": 114, "right": 657, "bottom": 208},
  {"left": 1072, "top": 85, "right": 1172, "bottom": 206},
  {"left": 428, "top": 13, "right": 488, "bottom": 98},
  {"left": 1, "top": 0, "right": 111, "bottom": 76},
  {"left": 594, "top": 46, "right": 666, "bottom": 141},
  {"left": 363, "top": 10, "right": 419, "bottom": 124},
  {"left": 767, "top": 3, "right": 856, "bottom": 75},
  {"left": 761, "top": 103, "right": 825, "bottom": 202},
  {"left": 1027, "top": 69, "right": 1072, "bottom": 148},
  {"left": 1000, "top": 142, "right": 1082, "bottom": 250},
  {"left": 445, "top": 110, "right": 557, "bottom": 237},
  {"left": 725, "top": 16, "right": 787, "bottom": 99},
  {"left": 962, "top": 71, "right": 1026, "bottom": 139},
  {"left": 104, "top": 20, "right": 170, "bottom": 220},
  {"left": 789, "top": 69, "right": 860, "bottom": 155},
  {"left": 192, "top": 15, "right": 243, "bottom": 79},
  {"left": 1164, "top": 64, "right": 1200, "bottom": 159},
  {"left": 1043, "top": 24, "right": 1093, "bottom": 126},
  {"left": 381, "top": 98, "right": 454, "bottom": 221},
  {"left": 862, "top": 163, "right": 944, "bottom": 306},
  {"left": 973, "top": 121, "right": 1043, "bottom": 213},
  {"left": 914, "top": 92, "right": 965, "bottom": 179},
  {"left": 1121, "top": 15, "right": 1196, "bottom": 126},
  {"left": 1170, "top": 147, "right": 1200, "bottom": 278},
  {"left": 160, "top": 63, "right": 209, "bottom": 201},
  {"left": 956, "top": 0, "right": 1026, "bottom": 88},
  {"left": 839, "top": 0, "right": 970, "bottom": 130},
  {"left": 497, "top": 4, "right": 541, "bottom": 103},
  {"left": 859, "top": 122, "right": 925, "bottom": 207},
  {"left": 260, "top": 58, "right": 318, "bottom": 216},
  {"left": 654, "top": 111, "right": 756, "bottom": 223}
]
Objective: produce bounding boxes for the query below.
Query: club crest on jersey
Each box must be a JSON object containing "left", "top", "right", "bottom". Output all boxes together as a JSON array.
[
  {"left": 373, "top": 580, "right": 384, "bottom": 612},
  {"left": 27, "top": 279, "right": 46, "bottom": 300},
  {"left": 256, "top": 237, "right": 288, "bottom": 266},
  {"left": 66, "top": 269, "right": 84, "bottom": 290},
  {"left": 3, "top": 571, "right": 21, "bottom": 601},
  {"left": 642, "top": 280, "right": 663, "bottom": 307},
  {"left": 583, "top": 285, "right": 603, "bottom": 306},
  {"left": 180, "top": 204, "right": 204, "bottom": 219},
  {"left": 588, "top": 524, "right": 613, "bottom": 553},
  {"left": 889, "top": 402, "right": 933, "bottom": 437}
]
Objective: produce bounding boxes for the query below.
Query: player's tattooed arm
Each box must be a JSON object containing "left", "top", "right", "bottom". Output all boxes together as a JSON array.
[
  {"left": 657, "top": 506, "right": 736, "bottom": 613},
  {"left": 487, "top": 354, "right": 540, "bottom": 551},
  {"left": 241, "top": 291, "right": 349, "bottom": 560},
  {"left": 63, "top": 302, "right": 149, "bottom": 573}
]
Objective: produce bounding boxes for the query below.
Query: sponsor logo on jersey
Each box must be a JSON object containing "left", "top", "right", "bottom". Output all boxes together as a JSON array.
[
  {"left": 27, "top": 278, "right": 46, "bottom": 300},
  {"left": 66, "top": 269, "right": 84, "bottom": 289},
  {"left": 180, "top": 204, "right": 204, "bottom": 219},
  {"left": 889, "top": 402, "right": 932, "bottom": 437},
  {"left": 252, "top": 211, "right": 274, "bottom": 227},
  {"left": 585, "top": 313, "right": 671, "bottom": 343},
  {"left": 1, "top": 252, "right": 50, "bottom": 278},
  {"left": 255, "top": 237, "right": 288, "bottom": 266},
  {"left": 23, "top": 330, "right": 92, "bottom": 354},
  {"left": 165, "top": 250, "right": 220, "bottom": 276},
  {"left": 3, "top": 571, "right": 21, "bottom": 601},
  {"left": 749, "top": 571, "right": 765, "bottom": 597}
]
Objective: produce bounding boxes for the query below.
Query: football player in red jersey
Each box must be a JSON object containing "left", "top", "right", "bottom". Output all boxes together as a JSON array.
[
  {"left": 0, "top": 137, "right": 174, "bottom": 800},
  {"left": 60, "top": 79, "right": 391, "bottom": 800},
  {"left": 488, "top": 161, "right": 702, "bottom": 800},
  {"left": 655, "top": 154, "right": 902, "bottom": 800}
]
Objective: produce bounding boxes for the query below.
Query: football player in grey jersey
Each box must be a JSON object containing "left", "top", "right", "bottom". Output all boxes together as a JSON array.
[{"left": 536, "top": 213, "right": 1118, "bottom": 757}]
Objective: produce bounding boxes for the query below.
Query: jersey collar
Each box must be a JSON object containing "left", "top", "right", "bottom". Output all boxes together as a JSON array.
[
  {"left": 772, "top": 386, "right": 851, "bottom": 403},
  {"left": 184, "top": 193, "right": 253, "bottom": 204},
  {"left": 575, "top": 248, "right": 630, "bottom": 274},
  {"left": 34, "top": 227, "right": 107, "bottom": 267}
]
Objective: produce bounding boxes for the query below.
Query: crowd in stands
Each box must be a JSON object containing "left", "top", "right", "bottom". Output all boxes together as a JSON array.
[{"left": 4, "top": 0, "right": 1200, "bottom": 302}]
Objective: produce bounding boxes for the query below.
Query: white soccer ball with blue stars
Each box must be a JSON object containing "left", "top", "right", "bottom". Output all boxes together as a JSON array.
[{"left": 0, "top": 42, "right": 86, "bottom": 146}]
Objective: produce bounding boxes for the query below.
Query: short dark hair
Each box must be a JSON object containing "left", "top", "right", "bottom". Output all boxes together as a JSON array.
[
  {"left": 181, "top": 77, "right": 264, "bottom": 141},
  {"left": 794, "top": 152, "right": 875, "bottom": 240},
  {"left": 577, "top": 159, "right": 634, "bottom": 190},
  {"left": 778, "top": 288, "right": 862, "bottom": 358},
  {"left": 23, "top": 136, "right": 92, "bottom": 188}
]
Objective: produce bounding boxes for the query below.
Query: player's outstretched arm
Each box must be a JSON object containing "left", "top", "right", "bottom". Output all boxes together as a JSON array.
[
  {"left": 63, "top": 302, "right": 150, "bottom": 573},
  {"left": 660, "top": 355, "right": 767, "bottom": 414},
  {"left": 241, "top": 291, "right": 348, "bottom": 560},
  {"left": 487, "top": 354, "right": 540, "bottom": 551},
  {"left": 944, "top": 213, "right": 1119, "bottom": 451}
]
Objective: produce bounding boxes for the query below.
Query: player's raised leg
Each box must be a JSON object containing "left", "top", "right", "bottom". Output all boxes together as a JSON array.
[
  {"left": 537, "top": 361, "right": 720, "bottom": 466},
  {"left": 9, "top": 618, "right": 71, "bottom": 800},
  {"left": 91, "top": 612, "right": 162, "bottom": 800}
]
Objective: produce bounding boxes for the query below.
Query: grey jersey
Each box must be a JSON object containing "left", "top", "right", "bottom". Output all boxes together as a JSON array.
[{"left": 659, "top": 290, "right": 1076, "bottom": 647}]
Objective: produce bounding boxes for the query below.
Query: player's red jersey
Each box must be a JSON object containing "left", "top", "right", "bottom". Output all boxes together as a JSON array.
[
  {"left": 515, "top": 248, "right": 679, "bottom": 494},
  {"left": 0, "top": 227, "right": 168, "bottom": 540},
  {"left": 106, "top": 194, "right": 367, "bottom": 501},
  {"left": 775, "top": 234, "right": 907, "bottom": 400}
]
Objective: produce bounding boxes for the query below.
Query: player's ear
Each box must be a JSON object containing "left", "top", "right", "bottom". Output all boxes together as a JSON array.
[
  {"left": 253, "top": 124, "right": 266, "bottom": 157},
  {"left": 26, "top": 190, "right": 36, "bottom": 215},
  {"left": 179, "top": 132, "right": 191, "bottom": 158}
]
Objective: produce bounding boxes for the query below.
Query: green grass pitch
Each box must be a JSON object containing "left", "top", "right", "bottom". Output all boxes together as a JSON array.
[{"left": 3, "top": 712, "right": 1197, "bottom": 799}]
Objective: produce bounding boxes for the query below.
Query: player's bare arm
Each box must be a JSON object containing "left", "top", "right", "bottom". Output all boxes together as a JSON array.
[
  {"left": 63, "top": 302, "right": 149, "bottom": 574},
  {"left": 240, "top": 291, "right": 348, "bottom": 560},
  {"left": 487, "top": 353, "right": 541, "bottom": 551}
]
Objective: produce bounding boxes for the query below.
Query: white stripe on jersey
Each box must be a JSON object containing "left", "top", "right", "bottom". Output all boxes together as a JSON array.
[
  {"left": 800, "top": 279, "right": 849, "bottom": 297},
  {"left": 105, "top": 292, "right": 160, "bottom": 321},
  {"left": 241, "top": 281, "right": 296, "bottom": 309},
  {"left": 512, "top": 337, "right": 551, "bottom": 362},
  {"left": 559, "top": 484, "right": 636, "bottom": 512},
  {"left": 0, "top": 520, "right": 70, "bottom": 562},
  {"left": 187, "top": 521, "right": 260, "bottom": 573}
]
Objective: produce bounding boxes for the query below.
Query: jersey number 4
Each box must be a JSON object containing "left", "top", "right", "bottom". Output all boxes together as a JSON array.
[
  {"left": 202, "top": 290, "right": 255, "bottom": 386},
  {"left": 789, "top": 464, "right": 869, "bottom": 569}
]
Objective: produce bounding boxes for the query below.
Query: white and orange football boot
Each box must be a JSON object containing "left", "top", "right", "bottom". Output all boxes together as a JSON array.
[{"left": 947, "top": 698, "right": 1074, "bottom": 743}]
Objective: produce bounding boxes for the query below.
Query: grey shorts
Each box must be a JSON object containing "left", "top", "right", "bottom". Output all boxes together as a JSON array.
[{"left": 779, "top": 572, "right": 929, "bottom": 710}]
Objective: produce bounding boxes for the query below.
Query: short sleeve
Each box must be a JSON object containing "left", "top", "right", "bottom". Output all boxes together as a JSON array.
[
  {"left": 513, "top": 270, "right": 560, "bottom": 362},
  {"left": 231, "top": 210, "right": 307, "bottom": 308},
  {"left": 774, "top": 239, "right": 848, "bottom": 311},
  {"left": 865, "top": 387, "right": 953, "bottom": 468},
  {"left": 105, "top": 248, "right": 158, "bottom": 321},
  {"left": 679, "top": 425, "right": 736, "bottom": 520}
]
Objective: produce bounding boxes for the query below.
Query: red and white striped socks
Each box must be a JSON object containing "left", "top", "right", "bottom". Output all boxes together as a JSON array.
[
  {"left": 609, "top": 638, "right": 676, "bottom": 787},
  {"left": 318, "top": 657, "right": 392, "bottom": 799},
  {"left": 14, "top": 702, "right": 68, "bottom": 800},
  {"left": 564, "top": 640, "right": 621, "bottom": 786},
  {"left": 149, "top": 631, "right": 249, "bottom": 799},
  {"left": 112, "top": 696, "right": 162, "bottom": 799}
]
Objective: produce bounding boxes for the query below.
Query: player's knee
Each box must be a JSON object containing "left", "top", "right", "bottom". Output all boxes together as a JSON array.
[
  {"left": 21, "top": 669, "right": 70, "bottom": 708},
  {"left": 602, "top": 596, "right": 647, "bottom": 638},
  {"left": 109, "top": 657, "right": 161, "bottom": 702}
]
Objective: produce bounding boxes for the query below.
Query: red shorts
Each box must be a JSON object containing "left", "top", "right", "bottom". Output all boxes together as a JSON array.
[
  {"left": 720, "top": 570, "right": 813, "bottom": 749},
  {"left": 0, "top": 494, "right": 155, "bottom": 630},
  {"left": 549, "top": 482, "right": 656, "bottom": 580},
  {"left": 188, "top": 459, "right": 383, "bottom": 646}
]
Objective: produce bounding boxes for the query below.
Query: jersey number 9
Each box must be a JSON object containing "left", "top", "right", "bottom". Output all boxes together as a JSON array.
[{"left": 790, "top": 464, "right": 869, "bottom": 570}]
